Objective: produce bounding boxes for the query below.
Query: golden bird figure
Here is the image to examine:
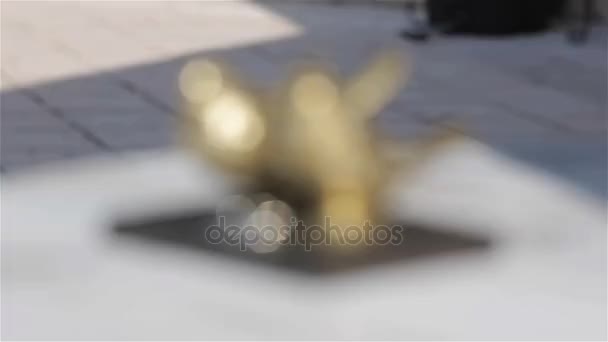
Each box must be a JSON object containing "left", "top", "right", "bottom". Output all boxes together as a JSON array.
[{"left": 179, "top": 49, "right": 461, "bottom": 254}]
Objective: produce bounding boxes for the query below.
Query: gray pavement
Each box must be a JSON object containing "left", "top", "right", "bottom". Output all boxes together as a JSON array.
[{"left": 1, "top": 1, "right": 606, "bottom": 196}]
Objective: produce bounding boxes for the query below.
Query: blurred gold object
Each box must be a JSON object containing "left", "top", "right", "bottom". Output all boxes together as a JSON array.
[{"left": 179, "top": 49, "right": 460, "bottom": 253}]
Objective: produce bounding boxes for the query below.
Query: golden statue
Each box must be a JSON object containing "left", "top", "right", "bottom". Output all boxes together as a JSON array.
[{"left": 178, "top": 49, "right": 460, "bottom": 254}]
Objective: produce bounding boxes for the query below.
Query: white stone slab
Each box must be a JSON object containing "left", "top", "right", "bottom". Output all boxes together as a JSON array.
[{"left": 1, "top": 141, "right": 606, "bottom": 340}]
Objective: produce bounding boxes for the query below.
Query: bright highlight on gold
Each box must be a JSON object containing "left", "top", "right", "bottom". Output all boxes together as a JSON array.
[{"left": 202, "top": 91, "right": 265, "bottom": 154}]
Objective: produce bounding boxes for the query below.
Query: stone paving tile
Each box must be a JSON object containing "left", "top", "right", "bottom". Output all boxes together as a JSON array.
[
  {"left": 91, "top": 123, "right": 175, "bottom": 151},
  {"left": 34, "top": 80, "right": 136, "bottom": 107},
  {"left": 1, "top": 108, "right": 60, "bottom": 130},
  {"left": 59, "top": 106, "right": 170, "bottom": 128},
  {"left": 438, "top": 106, "right": 607, "bottom": 197},
  {"left": 115, "top": 61, "right": 183, "bottom": 114},
  {"left": 1, "top": 126, "right": 97, "bottom": 155},
  {"left": 0, "top": 90, "right": 41, "bottom": 113},
  {"left": 1, "top": 106, "right": 100, "bottom": 169},
  {"left": 0, "top": 85, "right": 103, "bottom": 164},
  {"left": 449, "top": 34, "right": 604, "bottom": 96},
  {"left": 489, "top": 51, "right": 606, "bottom": 106},
  {"left": 404, "top": 48, "right": 606, "bottom": 134}
]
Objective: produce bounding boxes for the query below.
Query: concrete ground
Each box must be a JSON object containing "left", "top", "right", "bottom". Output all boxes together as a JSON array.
[
  {"left": 1, "top": 3, "right": 607, "bottom": 339},
  {"left": 1, "top": 1, "right": 606, "bottom": 197}
]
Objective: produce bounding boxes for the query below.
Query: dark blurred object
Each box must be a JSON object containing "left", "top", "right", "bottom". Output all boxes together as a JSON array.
[
  {"left": 427, "top": 0, "right": 566, "bottom": 35},
  {"left": 400, "top": 0, "right": 431, "bottom": 41},
  {"left": 566, "top": 0, "right": 594, "bottom": 44}
]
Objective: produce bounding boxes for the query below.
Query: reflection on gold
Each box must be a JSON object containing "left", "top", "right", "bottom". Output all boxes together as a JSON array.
[
  {"left": 322, "top": 190, "right": 369, "bottom": 229},
  {"left": 257, "top": 199, "right": 294, "bottom": 227},
  {"left": 246, "top": 199, "right": 294, "bottom": 254},
  {"left": 179, "top": 60, "right": 224, "bottom": 104},
  {"left": 344, "top": 50, "right": 409, "bottom": 118},
  {"left": 202, "top": 91, "right": 265, "bottom": 154},
  {"left": 290, "top": 72, "right": 339, "bottom": 117}
]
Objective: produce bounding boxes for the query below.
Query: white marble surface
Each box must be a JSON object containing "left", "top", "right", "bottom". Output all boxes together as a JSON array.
[{"left": 2, "top": 141, "right": 605, "bottom": 340}]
